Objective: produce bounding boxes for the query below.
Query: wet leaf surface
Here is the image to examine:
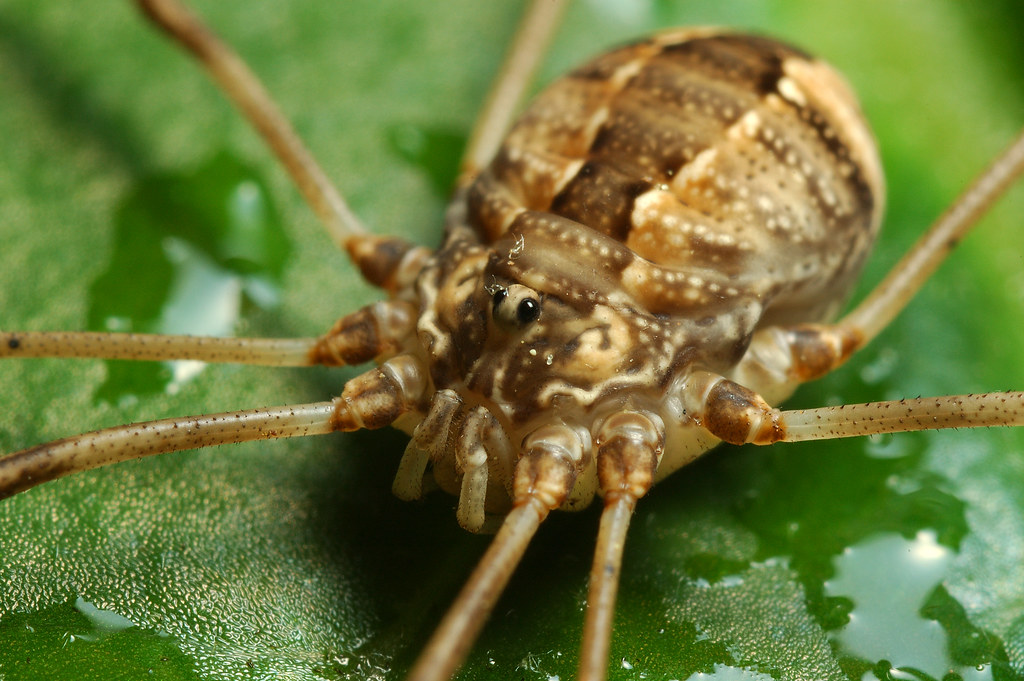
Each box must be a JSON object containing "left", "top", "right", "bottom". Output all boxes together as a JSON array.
[{"left": 1, "top": 1, "right": 1023, "bottom": 680}]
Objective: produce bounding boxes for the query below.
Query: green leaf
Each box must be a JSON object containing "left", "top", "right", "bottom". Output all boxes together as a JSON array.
[{"left": 1, "top": 2, "right": 1022, "bottom": 680}]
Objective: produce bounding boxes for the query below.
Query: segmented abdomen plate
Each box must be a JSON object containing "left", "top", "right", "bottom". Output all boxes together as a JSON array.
[{"left": 466, "top": 30, "right": 884, "bottom": 326}]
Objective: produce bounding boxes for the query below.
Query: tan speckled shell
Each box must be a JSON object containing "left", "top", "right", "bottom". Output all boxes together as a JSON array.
[{"left": 466, "top": 30, "right": 883, "bottom": 329}]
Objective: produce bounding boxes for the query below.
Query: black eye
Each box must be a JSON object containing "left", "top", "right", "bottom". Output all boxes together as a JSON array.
[
  {"left": 490, "top": 284, "right": 541, "bottom": 330},
  {"left": 516, "top": 298, "right": 540, "bottom": 325}
]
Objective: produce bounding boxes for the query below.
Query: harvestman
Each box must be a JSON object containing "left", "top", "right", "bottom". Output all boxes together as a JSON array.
[{"left": 2, "top": 1, "right": 1024, "bottom": 680}]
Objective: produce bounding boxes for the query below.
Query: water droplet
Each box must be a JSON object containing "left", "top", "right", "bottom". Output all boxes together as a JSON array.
[
  {"left": 859, "top": 347, "right": 898, "bottom": 384},
  {"left": 88, "top": 153, "right": 291, "bottom": 402},
  {"left": 0, "top": 597, "right": 195, "bottom": 676},
  {"left": 824, "top": 530, "right": 977, "bottom": 678}
]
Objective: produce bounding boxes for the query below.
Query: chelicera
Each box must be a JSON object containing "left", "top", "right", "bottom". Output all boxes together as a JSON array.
[{"left": 1, "top": 2, "right": 1023, "bottom": 680}]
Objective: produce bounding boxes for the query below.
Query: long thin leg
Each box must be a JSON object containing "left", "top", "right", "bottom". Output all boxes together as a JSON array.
[
  {"left": 579, "top": 497, "right": 634, "bottom": 680},
  {"left": 458, "top": 0, "right": 570, "bottom": 182},
  {"left": 0, "top": 402, "right": 338, "bottom": 499},
  {"left": 1, "top": 299, "right": 416, "bottom": 367},
  {"left": 406, "top": 498, "right": 548, "bottom": 681},
  {"left": 135, "top": 0, "right": 367, "bottom": 247},
  {"left": 578, "top": 411, "right": 662, "bottom": 681},
  {"left": 1, "top": 331, "right": 319, "bottom": 366},
  {"left": 0, "top": 354, "right": 428, "bottom": 499},
  {"left": 406, "top": 424, "right": 585, "bottom": 681},
  {"left": 840, "top": 128, "right": 1024, "bottom": 351},
  {"left": 692, "top": 369, "right": 1024, "bottom": 446},
  {"left": 728, "top": 128, "right": 1024, "bottom": 389},
  {"left": 776, "top": 392, "right": 1024, "bottom": 443}
]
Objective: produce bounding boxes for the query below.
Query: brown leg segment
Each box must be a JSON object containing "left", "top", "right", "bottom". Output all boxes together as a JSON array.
[
  {"left": 578, "top": 411, "right": 663, "bottom": 681},
  {"left": 405, "top": 423, "right": 584, "bottom": 681},
  {"left": 690, "top": 371, "right": 1024, "bottom": 446},
  {"left": 2, "top": 300, "right": 416, "bottom": 369},
  {"left": 310, "top": 301, "right": 418, "bottom": 367},
  {"left": 0, "top": 401, "right": 339, "bottom": 500},
  {"left": 0, "top": 355, "right": 428, "bottom": 500}
]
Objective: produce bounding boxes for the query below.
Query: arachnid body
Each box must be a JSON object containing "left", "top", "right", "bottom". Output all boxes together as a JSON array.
[{"left": 2, "top": 1, "right": 1024, "bottom": 679}]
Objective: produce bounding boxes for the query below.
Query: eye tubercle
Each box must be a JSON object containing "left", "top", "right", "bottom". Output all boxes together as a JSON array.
[{"left": 491, "top": 284, "right": 541, "bottom": 330}]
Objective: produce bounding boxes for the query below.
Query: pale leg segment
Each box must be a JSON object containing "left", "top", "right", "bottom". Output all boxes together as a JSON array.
[
  {"left": 777, "top": 392, "right": 1024, "bottom": 442},
  {"left": 458, "top": 0, "right": 570, "bottom": 182},
  {"left": 405, "top": 498, "right": 548, "bottom": 681},
  {"left": 0, "top": 402, "right": 337, "bottom": 500},
  {"left": 0, "top": 354, "right": 428, "bottom": 500},
  {"left": 579, "top": 496, "right": 636, "bottom": 681},
  {"left": 2, "top": 300, "right": 416, "bottom": 368},
  {"left": 135, "top": 0, "right": 367, "bottom": 247},
  {"left": 1, "top": 331, "right": 319, "bottom": 366},
  {"left": 841, "top": 127, "right": 1024, "bottom": 349}
]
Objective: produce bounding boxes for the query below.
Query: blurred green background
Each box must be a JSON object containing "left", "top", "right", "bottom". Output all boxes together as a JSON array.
[{"left": 1, "top": 1, "right": 1022, "bottom": 679}]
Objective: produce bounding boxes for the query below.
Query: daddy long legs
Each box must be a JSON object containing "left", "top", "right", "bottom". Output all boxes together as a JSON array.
[{"left": 2, "top": 1, "right": 1024, "bottom": 679}]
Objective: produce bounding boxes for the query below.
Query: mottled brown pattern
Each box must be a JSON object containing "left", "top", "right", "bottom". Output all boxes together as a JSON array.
[
  {"left": 346, "top": 235, "right": 418, "bottom": 291},
  {"left": 466, "top": 33, "right": 881, "bottom": 327},
  {"left": 410, "top": 28, "right": 881, "bottom": 498},
  {"left": 311, "top": 306, "right": 385, "bottom": 366},
  {"left": 550, "top": 161, "right": 652, "bottom": 241},
  {"left": 658, "top": 34, "right": 807, "bottom": 97}
]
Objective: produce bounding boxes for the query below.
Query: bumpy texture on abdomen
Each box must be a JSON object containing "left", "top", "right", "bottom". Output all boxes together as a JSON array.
[{"left": 466, "top": 30, "right": 883, "bottom": 326}]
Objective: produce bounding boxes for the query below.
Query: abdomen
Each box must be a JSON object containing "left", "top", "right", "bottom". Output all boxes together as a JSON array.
[{"left": 465, "top": 29, "right": 884, "bottom": 326}]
